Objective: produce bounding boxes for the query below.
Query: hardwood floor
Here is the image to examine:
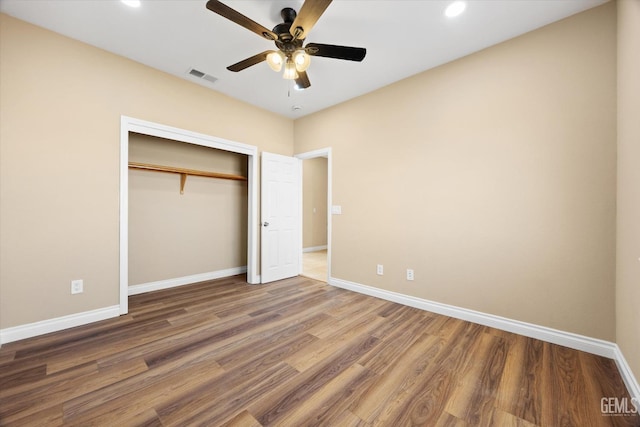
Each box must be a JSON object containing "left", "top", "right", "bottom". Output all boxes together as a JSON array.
[{"left": 0, "top": 275, "right": 637, "bottom": 426}]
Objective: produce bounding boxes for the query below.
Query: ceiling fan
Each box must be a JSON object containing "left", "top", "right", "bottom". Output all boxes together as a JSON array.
[{"left": 205, "top": 0, "right": 367, "bottom": 89}]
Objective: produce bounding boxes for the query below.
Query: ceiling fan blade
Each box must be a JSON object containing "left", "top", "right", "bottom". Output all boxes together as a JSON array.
[
  {"left": 227, "top": 51, "right": 274, "bottom": 72},
  {"left": 305, "top": 43, "right": 366, "bottom": 61},
  {"left": 290, "top": 0, "right": 332, "bottom": 40},
  {"left": 295, "top": 70, "right": 311, "bottom": 89},
  {"left": 206, "top": 0, "right": 277, "bottom": 41}
]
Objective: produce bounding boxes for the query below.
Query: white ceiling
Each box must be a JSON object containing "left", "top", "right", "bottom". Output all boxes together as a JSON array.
[{"left": 1, "top": 0, "right": 608, "bottom": 118}]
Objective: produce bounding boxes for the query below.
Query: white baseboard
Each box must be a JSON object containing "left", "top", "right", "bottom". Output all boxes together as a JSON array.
[
  {"left": 0, "top": 305, "right": 120, "bottom": 345},
  {"left": 128, "top": 266, "right": 247, "bottom": 296},
  {"left": 613, "top": 345, "right": 640, "bottom": 402},
  {"left": 303, "top": 245, "right": 327, "bottom": 253},
  {"left": 0, "top": 268, "right": 248, "bottom": 347},
  {"left": 329, "top": 277, "right": 639, "bottom": 400}
]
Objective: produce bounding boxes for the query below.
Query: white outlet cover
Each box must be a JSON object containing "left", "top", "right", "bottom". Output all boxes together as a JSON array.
[
  {"left": 407, "top": 269, "right": 414, "bottom": 281},
  {"left": 71, "top": 279, "right": 83, "bottom": 294},
  {"left": 331, "top": 205, "right": 342, "bottom": 215}
]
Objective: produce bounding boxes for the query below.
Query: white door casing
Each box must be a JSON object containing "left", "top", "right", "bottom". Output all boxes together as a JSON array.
[
  {"left": 120, "top": 116, "right": 260, "bottom": 314},
  {"left": 261, "top": 152, "right": 300, "bottom": 283}
]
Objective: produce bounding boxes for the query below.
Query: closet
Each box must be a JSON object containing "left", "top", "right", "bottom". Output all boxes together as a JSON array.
[{"left": 128, "top": 132, "right": 248, "bottom": 289}]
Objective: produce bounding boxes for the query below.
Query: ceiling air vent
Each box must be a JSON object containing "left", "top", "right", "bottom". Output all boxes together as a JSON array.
[
  {"left": 187, "top": 68, "right": 218, "bottom": 84},
  {"left": 202, "top": 74, "right": 218, "bottom": 84},
  {"left": 189, "top": 68, "right": 205, "bottom": 78}
]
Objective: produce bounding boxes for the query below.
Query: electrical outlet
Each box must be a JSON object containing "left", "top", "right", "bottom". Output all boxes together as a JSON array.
[
  {"left": 406, "top": 269, "right": 414, "bottom": 281},
  {"left": 377, "top": 264, "right": 384, "bottom": 275},
  {"left": 71, "top": 279, "right": 83, "bottom": 294}
]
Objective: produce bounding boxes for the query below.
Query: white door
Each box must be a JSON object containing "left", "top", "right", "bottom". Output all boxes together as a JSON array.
[{"left": 261, "top": 152, "right": 300, "bottom": 283}]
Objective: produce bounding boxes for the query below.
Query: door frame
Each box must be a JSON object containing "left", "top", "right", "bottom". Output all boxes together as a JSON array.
[
  {"left": 295, "top": 148, "right": 332, "bottom": 281},
  {"left": 119, "top": 116, "right": 259, "bottom": 315}
]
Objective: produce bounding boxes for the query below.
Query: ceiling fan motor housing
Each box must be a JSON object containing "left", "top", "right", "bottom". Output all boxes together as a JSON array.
[{"left": 274, "top": 8, "right": 303, "bottom": 55}]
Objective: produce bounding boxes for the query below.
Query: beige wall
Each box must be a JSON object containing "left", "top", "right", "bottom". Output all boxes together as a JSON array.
[
  {"left": 303, "top": 157, "right": 328, "bottom": 249},
  {"left": 0, "top": 2, "right": 629, "bottom": 356},
  {"left": 616, "top": 0, "right": 640, "bottom": 384},
  {"left": 129, "top": 134, "right": 248, "bottom": 285},
  {"left": 295, "top": 3, "right": 617, "bottom": 340},
  {"left": 0, "top": 14, "right": 293, "bottom": 329}
]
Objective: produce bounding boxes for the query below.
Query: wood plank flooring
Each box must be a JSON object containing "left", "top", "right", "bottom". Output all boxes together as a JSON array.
[{"left": 0, "top": 275, "right": 638, "bottom": 426}]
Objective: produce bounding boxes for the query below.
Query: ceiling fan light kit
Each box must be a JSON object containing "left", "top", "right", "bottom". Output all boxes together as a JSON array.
[
  {"left": 292, "top": 50, "right": 311, "bottom": 72},
  {"left": 205, "top": 0, "right": 366, "bottom": 90},
  {"left": 283, "top": 58, "right": 299, "bottom": 80},
  {"left": 266, "top": 51, "right": 284, "bottom": 72}
]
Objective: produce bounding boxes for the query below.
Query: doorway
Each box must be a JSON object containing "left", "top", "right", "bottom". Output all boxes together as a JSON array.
[{"left": 296, "top": 148, "right": 332, "bottom": 283}]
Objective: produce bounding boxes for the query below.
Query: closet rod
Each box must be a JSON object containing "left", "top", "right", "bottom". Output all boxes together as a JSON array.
[{"left": 128, "top": 161, "right": 247, "bottom": 194}]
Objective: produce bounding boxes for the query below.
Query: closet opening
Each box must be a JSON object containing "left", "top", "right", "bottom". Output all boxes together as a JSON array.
[
  {"left": 128, "top": 133, "right": 248, "bottom": 295},
  {"left": 119, "top": 116, "right": 259, "bottom": 314}
]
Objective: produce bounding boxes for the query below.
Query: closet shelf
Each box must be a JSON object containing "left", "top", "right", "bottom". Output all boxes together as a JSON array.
[{"left": 128, "top": 161, "right": 247, "bottom": 194}]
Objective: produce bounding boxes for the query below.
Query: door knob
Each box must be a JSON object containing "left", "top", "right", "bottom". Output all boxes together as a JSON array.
[{"left": 263, "top": 222, "right": 269, "bottom": 227}]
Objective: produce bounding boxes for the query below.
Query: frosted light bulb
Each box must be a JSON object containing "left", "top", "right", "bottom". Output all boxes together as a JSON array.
[
  {"left": 266, "top": 51, "right": 284, "bottom": 72},
  {"left": 292, "top": 50, "right": 311, "bottom": 72}
]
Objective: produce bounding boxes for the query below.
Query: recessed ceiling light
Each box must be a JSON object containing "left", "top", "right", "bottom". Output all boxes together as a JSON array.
[
  {"left": 445, "top": 1, "right": 466, "bottom": 18},
  {"left": 121, "top": 0, "right": 141, "bottom": 8},
  {"left": 291, "top": 105, "right": 303, "bottom": 112}
]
